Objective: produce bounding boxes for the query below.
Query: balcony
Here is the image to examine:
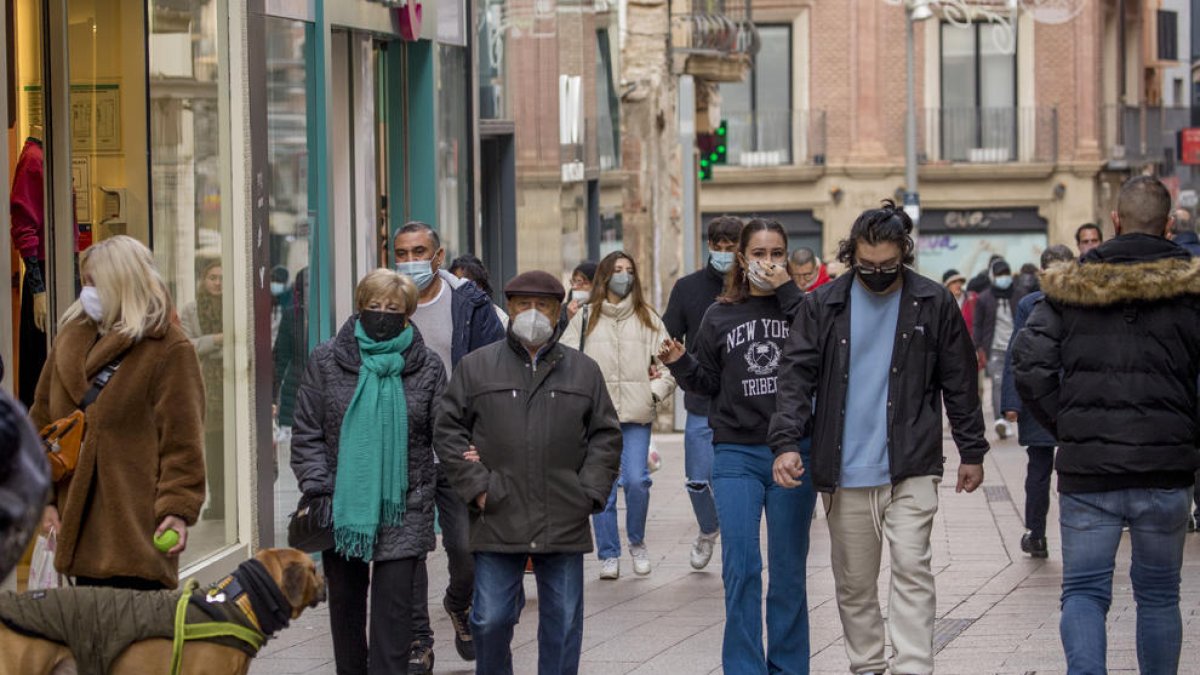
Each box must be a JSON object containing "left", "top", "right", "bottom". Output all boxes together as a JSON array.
[
  {"left": 723, "top": 110, "right": 827, "bottom": 168},
  {"left": 1103, "top": 105, "right": 1191, "bottom": 168},
  {"left": 920, "top": 107, "right": 1058, "bottom": 165},
  {"left": 670, "top": 0, "right": 756, "bottom": 82}
]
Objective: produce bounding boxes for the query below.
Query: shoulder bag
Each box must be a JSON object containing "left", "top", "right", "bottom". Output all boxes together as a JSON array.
[{"left": 39, "top": 356, "right": 124, "bottom": 482}]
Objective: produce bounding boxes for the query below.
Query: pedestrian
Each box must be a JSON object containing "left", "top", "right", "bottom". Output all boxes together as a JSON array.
[
  {"left": 1013, "top": 176, "right": 1200, "bottom": 675},
  {"left": 974, "top": 258, "right": 1017, "bottom": 439},
  {"left": 1168, "top": 207, "right": 1200, "bottom": 256},
  {"left": 449, "top": 253, "right": 509, "bottom": 326},
  {"left": 769, "top": 201, "right": 988, "bottom": 675},
  {"left": 435, "top": 270, "right": 622, "bottom": 675},
  {"left": 659, "top": 218, "right": 811, "bottom": 673},
  {"left": 942, "top": 269, "right": 976, "bottom": 339},
  {"left": 561, "top": 251, "right": 676, "bottom": 580},
  {"left": 966, "top": 254, "right": 1002, "bottom": 295},
  {"left": 561, "top": 260, "right": 598, "bottom": 328},
  {"left": 394, "top": 221, "right": 506, "bottom": 671},
  {"left": 1000, "top": 244, "right": 1075, "bottom": 559},
  {"left": 290, "top": 268, "right": 445, "bottom": 675},
  {"left": 180, "top": 258, "right": 226, "bottom": 520},
  {"left": 1013, "top": 262, "right": 1040, "bottom": 300},
  {"left": 788, "top": 247, "right": 832, "bottom": 291},
  {"left": 661, "top": 214, "right": 741, "bottom": 570},
  {"left": 0, "top": 355, "right": 51, "bottom": 585},
  {"left": 273, "top": 267, "right": 309, "bottom": 431},
  {"left": 1074, "top": 222, "right": 1103, "bottom": 257},
  {"left": 31, "top": 235, "right": 206, "bottom": 590}
]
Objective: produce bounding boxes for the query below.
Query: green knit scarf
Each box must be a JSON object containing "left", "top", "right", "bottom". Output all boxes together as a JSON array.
[{"left": 333, "top": 321, "right": 413, "bottom": 560}]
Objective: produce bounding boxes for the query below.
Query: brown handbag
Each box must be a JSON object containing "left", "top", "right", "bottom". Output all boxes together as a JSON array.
[{"left": 40, "top": 357, "right": 124, "bottom": 482}]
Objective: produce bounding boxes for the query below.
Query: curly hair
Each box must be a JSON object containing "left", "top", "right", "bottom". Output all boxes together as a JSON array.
[{"left": 835, "top": 200, "right": 915, "bottom": 267}]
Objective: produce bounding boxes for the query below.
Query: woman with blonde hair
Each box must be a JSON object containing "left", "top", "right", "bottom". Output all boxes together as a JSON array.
[
  {"left": 32, "top": 235, "right": 206, "bottom": 590},
  {"left": 561, "top": 251, "right": 675, "bottom": 580},
  {"left": 180, "top": 258, "right": 226, "bottom": 520},
  {"left": 291, "top": 268, "right": 446, "bottom": 675}
]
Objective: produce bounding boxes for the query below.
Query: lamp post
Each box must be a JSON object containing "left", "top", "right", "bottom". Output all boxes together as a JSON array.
[{"left": 904, "top": 1, "right": 933, "bottom": 231}]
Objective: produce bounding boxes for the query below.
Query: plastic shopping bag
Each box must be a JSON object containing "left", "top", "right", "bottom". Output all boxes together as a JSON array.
[
  {"left": 28, "top": 531, "right": 62, "bottom": 590},
  {"left": 647, "top": 443, "right": 663, "bottom": 474}
]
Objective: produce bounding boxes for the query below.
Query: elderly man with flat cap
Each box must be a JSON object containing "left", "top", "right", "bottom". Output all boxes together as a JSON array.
[{"left": 435, "top": 270, "right": 622, "bottom": 675}]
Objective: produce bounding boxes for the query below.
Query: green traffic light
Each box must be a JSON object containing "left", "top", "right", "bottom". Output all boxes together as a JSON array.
[
  {"left": 698, "top": 170, "right": 706, "bottom": 180},
  {"left": 716, "top": 125, "right": 726, "bottom": 136},
  {"left": 700, "top": 159, "right": 710, "bottom": 167},
  {"left": 709, "top": 153, "right": 718, "bottom": 162},
  {"left": 717, "top": 145, "right": 726, "bottom": 154}
]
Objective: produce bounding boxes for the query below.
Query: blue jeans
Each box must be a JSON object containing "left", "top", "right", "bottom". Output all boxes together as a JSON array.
[
  {"left": 1060, "top": 488, "right": 1190, "bottom": 675},
  {"left": 684, "top": 413, "right": 720, "bottom": 535},
  {"left": 713, "top": 443, "right": 816, "bottom": 675},
  {"left": 594, "top": 423, "right": 652, "bottom": 560},
  {"left": 471, "top": 552, "right": 584, "bottom": 675}
]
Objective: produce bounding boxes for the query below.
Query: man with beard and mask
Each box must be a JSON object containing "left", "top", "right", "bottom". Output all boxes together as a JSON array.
[
  {"left": 661, "top": 214, "right": 741, "bottom": 570},
  {"left": 769, "top": 201, "right": 988, "bottom": 675},
  {"left": 435, "top": 270, "right": 622, "bottom": 675},
  {"left": 393, "top": 220, "right": 506, "bottom": 671},
  {"left": 974, "top": 258, "right": 1018, "bottom": 439}
]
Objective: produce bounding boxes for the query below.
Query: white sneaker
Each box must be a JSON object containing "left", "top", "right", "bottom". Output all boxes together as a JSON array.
[
  {"left": 994, "top": 418, "right": 1010, "bottom": 439},
  {"left": 630, "top": 544, "right": 652, "bottom": 576},
  {"left": 599, "top": 558, "right": 620, "bottom": 580},
  {"left": 690, "top": 532, "right": 718, "bottom": 570}
]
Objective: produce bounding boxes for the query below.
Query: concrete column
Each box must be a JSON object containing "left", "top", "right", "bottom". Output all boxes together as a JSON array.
[
  {"left": 1074, "top": 0, "right": 1102, "bottom": 161},
  {"left": 848, "top": 0, "right": 888, "bottom": 162}
]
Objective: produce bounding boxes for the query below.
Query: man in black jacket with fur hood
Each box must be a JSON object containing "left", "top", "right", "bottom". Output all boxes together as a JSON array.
[{"left": 1013, "top": 176, "right": 1200, "bottom": 675}]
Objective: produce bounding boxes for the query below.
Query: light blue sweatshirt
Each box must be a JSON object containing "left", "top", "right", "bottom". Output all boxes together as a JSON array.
[{"left": 841, "top": 279, "right": 901, "bottom": 488}]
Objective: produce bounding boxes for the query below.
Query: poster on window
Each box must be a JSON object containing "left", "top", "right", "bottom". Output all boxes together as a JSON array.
[{"left": 917, "top": 232, "right": 1048, "bottom": 284}]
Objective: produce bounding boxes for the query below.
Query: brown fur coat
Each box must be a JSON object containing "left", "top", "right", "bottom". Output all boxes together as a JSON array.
[{"left": 30, "top": 318, "right": 206, "bottom": 588}]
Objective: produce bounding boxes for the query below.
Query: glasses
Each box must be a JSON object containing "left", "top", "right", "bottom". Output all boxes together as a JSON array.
[{"left": 854, "top": 263, "right": 901, "bottom": 276}]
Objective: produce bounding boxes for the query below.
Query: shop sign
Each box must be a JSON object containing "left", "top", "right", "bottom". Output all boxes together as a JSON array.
[
  {"left": 1180, "top": 129, "right": 1200, "bottom": 165},
  {"left": 920, "top": 207, "right": 1046, "bottom": 234}
]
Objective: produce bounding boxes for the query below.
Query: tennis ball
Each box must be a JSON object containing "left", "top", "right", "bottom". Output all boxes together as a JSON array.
[{"left": 154, "top": 528, "right": 180, "bottom": 553}]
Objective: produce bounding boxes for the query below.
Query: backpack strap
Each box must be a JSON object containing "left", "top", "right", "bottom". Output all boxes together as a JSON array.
[
  {"left": 79, "top": 357, "right": 124, "bottom": 411},
  {"left": 579, "top": 306, "right": 589, "bottom": 353}
]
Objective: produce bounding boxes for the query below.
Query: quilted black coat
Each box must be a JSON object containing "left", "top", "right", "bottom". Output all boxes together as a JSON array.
[{"left": 290, "top": 316, "right": 446, "bottom": 561}]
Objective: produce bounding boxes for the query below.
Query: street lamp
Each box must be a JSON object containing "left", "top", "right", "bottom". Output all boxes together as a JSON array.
[{"left": 904, "top": 2, "right": 933, "bottom": 230}]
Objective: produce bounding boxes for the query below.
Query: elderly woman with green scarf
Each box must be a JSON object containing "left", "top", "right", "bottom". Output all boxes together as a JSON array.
[{"left": 291, "top": 268, "right": 446, "bottom": 675}]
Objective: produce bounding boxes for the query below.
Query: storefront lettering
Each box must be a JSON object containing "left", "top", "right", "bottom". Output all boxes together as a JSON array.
[{"left": 918, "top": 235, "right": 959, "bottom": 252}]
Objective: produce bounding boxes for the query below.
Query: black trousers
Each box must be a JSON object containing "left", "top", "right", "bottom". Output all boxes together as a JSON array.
[
  {"left": 324, "top": 551, "right": 420, "bottom": 675},
  {"left": 17, "top": 276, "right": 47, "bottom": 409},
  {"left": 1024, "top": 445, "right": 1055, "bottom": 539},
  {"left": 412, "top": 464, "right": 474, "bottom": 644}
]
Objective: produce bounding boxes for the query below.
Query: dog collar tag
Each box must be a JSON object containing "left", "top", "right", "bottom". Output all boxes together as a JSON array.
[{"left": 207, "top": 589, "right": 226, "bottom": 603}]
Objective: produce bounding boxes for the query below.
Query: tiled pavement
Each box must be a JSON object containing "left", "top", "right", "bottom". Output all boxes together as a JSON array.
[{"left": 250, "top": 432, "right": 1200, "bottom": 674}]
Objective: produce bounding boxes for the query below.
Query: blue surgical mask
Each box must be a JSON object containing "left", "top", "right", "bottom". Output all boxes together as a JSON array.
[
  {"left": 395, "top": 260, "right": 435, "bottom": 290},
  {"left": 993, "top": 275, "right": 1013, "bottom": 290},
  {"left": 270, "top": 282, "right": 286, "bottom": 296},
  {"left": 710, "top": 251, "right": 735, "bottom": 273}
]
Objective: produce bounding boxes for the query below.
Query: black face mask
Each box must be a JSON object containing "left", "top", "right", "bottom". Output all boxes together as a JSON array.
[
  {"left": 359, "top": 310, "right": 407, "bottom": 342},
  {"left": 858, "top": 269, "right": 900, "bottom": 294}
]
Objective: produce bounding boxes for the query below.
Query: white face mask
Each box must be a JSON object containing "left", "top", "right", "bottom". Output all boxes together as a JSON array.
[
  {"left": 511, "top": 308, "right": 555, "bottom": 348},
  {"left": 570, "top": 289, "right": 590, "bottom": 304},
  {"left": 745, "top": 260, "right": 776, "bottom": 292},
  {"left": 80, "top": 286, "right": 104, "bottom": 322}
]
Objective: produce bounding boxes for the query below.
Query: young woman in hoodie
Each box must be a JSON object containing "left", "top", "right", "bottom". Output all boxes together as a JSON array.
[
  {"left": 561, "top": 251, "right": 675, "bottom": 580},
  {"left": 659, "top": 219, "right": 812, "bottom": 675}
]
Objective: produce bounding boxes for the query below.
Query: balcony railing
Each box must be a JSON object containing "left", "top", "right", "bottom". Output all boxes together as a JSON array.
[
  {"left": 921, "top": 107, "right": 1058, "bottom": 164},
  {"left": 722, "top": 109, "right": 827, "bottom": 167},
  {"left": 671, "top": 0, "right": 756, "bottom": 57},
  {"left": 1103, "top": 105, "right": 1191, "bottom": 167}
]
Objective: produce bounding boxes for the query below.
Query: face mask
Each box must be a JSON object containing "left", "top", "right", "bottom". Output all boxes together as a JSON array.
[
  {"left": 270, "top": 282, "right": 286, "bottom": 296},
  {"left": 858, "top": 268, "right": 900, "bottom": 294},
  {"left": 710, "top": 251, "right": 735, "bottom": 273},
  {"left": 745, "top": 260, "right": 776, "bottom": 292},
  {"left": 359, "top": 310, "right": 407, "bottom": 342},
  {"left": 570, "top": 289, "right": 590, "bottom": 304},
  {"left": 511, "top": 308, "right": 555, "bottom": 348},
  {"left": 608, "top": 272, "right": 633, "bottom": 298},
  {"left": 80, "top": 286, "right": 104, "bottom": 322},
  {"left": 395, "top": 259, "right": 436, "bottom": 291},
  {"left": 992, "top": 275, "right": 1013, "bottom": 290}
]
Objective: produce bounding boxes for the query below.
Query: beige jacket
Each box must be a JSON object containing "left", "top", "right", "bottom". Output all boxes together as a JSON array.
[{"left": 561, "top": 296, "right": 675, "bottom": 424}]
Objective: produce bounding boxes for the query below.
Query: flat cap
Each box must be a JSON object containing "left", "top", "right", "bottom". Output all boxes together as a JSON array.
[{"left": 504, "top": 270, "right": 565, "bottom": 299}]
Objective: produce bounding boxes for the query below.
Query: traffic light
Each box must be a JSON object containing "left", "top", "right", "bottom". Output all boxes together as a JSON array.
[
  {"left": 696, "top": 121, "right": 728, "bottom": 181},
  {"left": 714, "top": 121, "right": 727, "bottom": 165}
]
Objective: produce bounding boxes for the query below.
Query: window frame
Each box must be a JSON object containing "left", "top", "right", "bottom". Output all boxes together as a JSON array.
[
  {"left": 724, "top": 22, "right": 793, "bottom": 161},
  {"left": 938, "top": 21, "right": 1018, "bottom": 162}
]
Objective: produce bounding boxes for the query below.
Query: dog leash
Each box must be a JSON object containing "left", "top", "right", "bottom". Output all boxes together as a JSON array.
[{"left": 169, "top": 579, "right": 266, "bottom": 675}]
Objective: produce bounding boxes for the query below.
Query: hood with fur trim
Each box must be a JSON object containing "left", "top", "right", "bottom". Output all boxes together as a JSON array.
[{"left": 1040, "top": 254, "right": 1200, "bottom": 308}]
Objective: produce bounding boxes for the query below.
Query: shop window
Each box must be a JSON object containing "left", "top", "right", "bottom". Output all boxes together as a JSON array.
[
  {"left": 595, "top": 29, "right": 620, "bottom": 171},
  {"left": 599, "top": 210, "right": 623, "bottom": 258},
  {"left": 940, "top": 22, "right": 1017, "bottom": 162},
  {"left": 721, "top": 24, "right": 792, "bottom": 166},
  {"left": 437, "top": 43, "right": 472, "bottom": 260}
]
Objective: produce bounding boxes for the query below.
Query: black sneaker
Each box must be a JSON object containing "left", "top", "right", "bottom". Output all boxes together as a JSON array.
[
  {"left": 1021, "top": 532, "right": 1049, "bottom": 559},
  {"left": 444, "top": 597, "right": 476, "bottom": 661},
  {"left": 408, "top": 640, "right": 435, "bottom": 674}
]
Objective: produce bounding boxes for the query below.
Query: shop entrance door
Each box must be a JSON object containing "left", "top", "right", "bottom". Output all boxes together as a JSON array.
[{"left": 329, "top": 30, "right": 392, "bottom": 323}]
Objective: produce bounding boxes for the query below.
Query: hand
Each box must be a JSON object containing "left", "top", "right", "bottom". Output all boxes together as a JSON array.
[
  {"left": 155, "top": 515, "right": 189, "bottom": 556},
  {"left": 757, "top": 261, "right": 790, "bottom": 290},
  {"left": 567, "top": 300, "right": 581, "bottom": 319},
  {"left": 658, "top": 338, "right": 686, "bottom": 365},
  {"left": 772, "top": 452, "right": 806, "bottom": 488},
  {"left": 1004, "top": 411, "right": 1018, "bottom": 424},
  {"left": 977, "top": 350, "right": 987, "bottom": 370},
  {"left": 475, "top": 492, "right": 487, "bottom": 511},
  {"left": 648, "top": 364, "right": 662, "bottom": 381},
  {"left": 41, "top": 506, "right": 61, "bottom": 535},
  {"left": 956, "top": 464, "right": 984, "bottom": 494},
  {"left": 32, "top": 292, "right": 48, "bottom": 332},
  {"left": 464, "top": 445, "right": 480, "bottom": 462}
]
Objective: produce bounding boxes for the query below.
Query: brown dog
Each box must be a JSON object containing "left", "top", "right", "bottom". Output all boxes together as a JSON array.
[{"left": 0, "top": 548, "right": 326, "bottom": 675}]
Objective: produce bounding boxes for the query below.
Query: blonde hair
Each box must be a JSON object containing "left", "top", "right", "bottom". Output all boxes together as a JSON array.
[
  {"left": 61, "top": 235, "right": 175, "bottom": 340},
  {"left": 355, "top": 268, "right": 418, "bottom": 313}
]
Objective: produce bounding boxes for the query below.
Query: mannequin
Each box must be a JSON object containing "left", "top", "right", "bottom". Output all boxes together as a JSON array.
[{"left": 9, "top": 126, "right": 47, "bottom": 407}]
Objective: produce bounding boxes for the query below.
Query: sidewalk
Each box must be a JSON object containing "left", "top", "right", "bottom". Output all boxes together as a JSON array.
[{"left": 250, "top": 432, "right": 1200, "bottom": 674}]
